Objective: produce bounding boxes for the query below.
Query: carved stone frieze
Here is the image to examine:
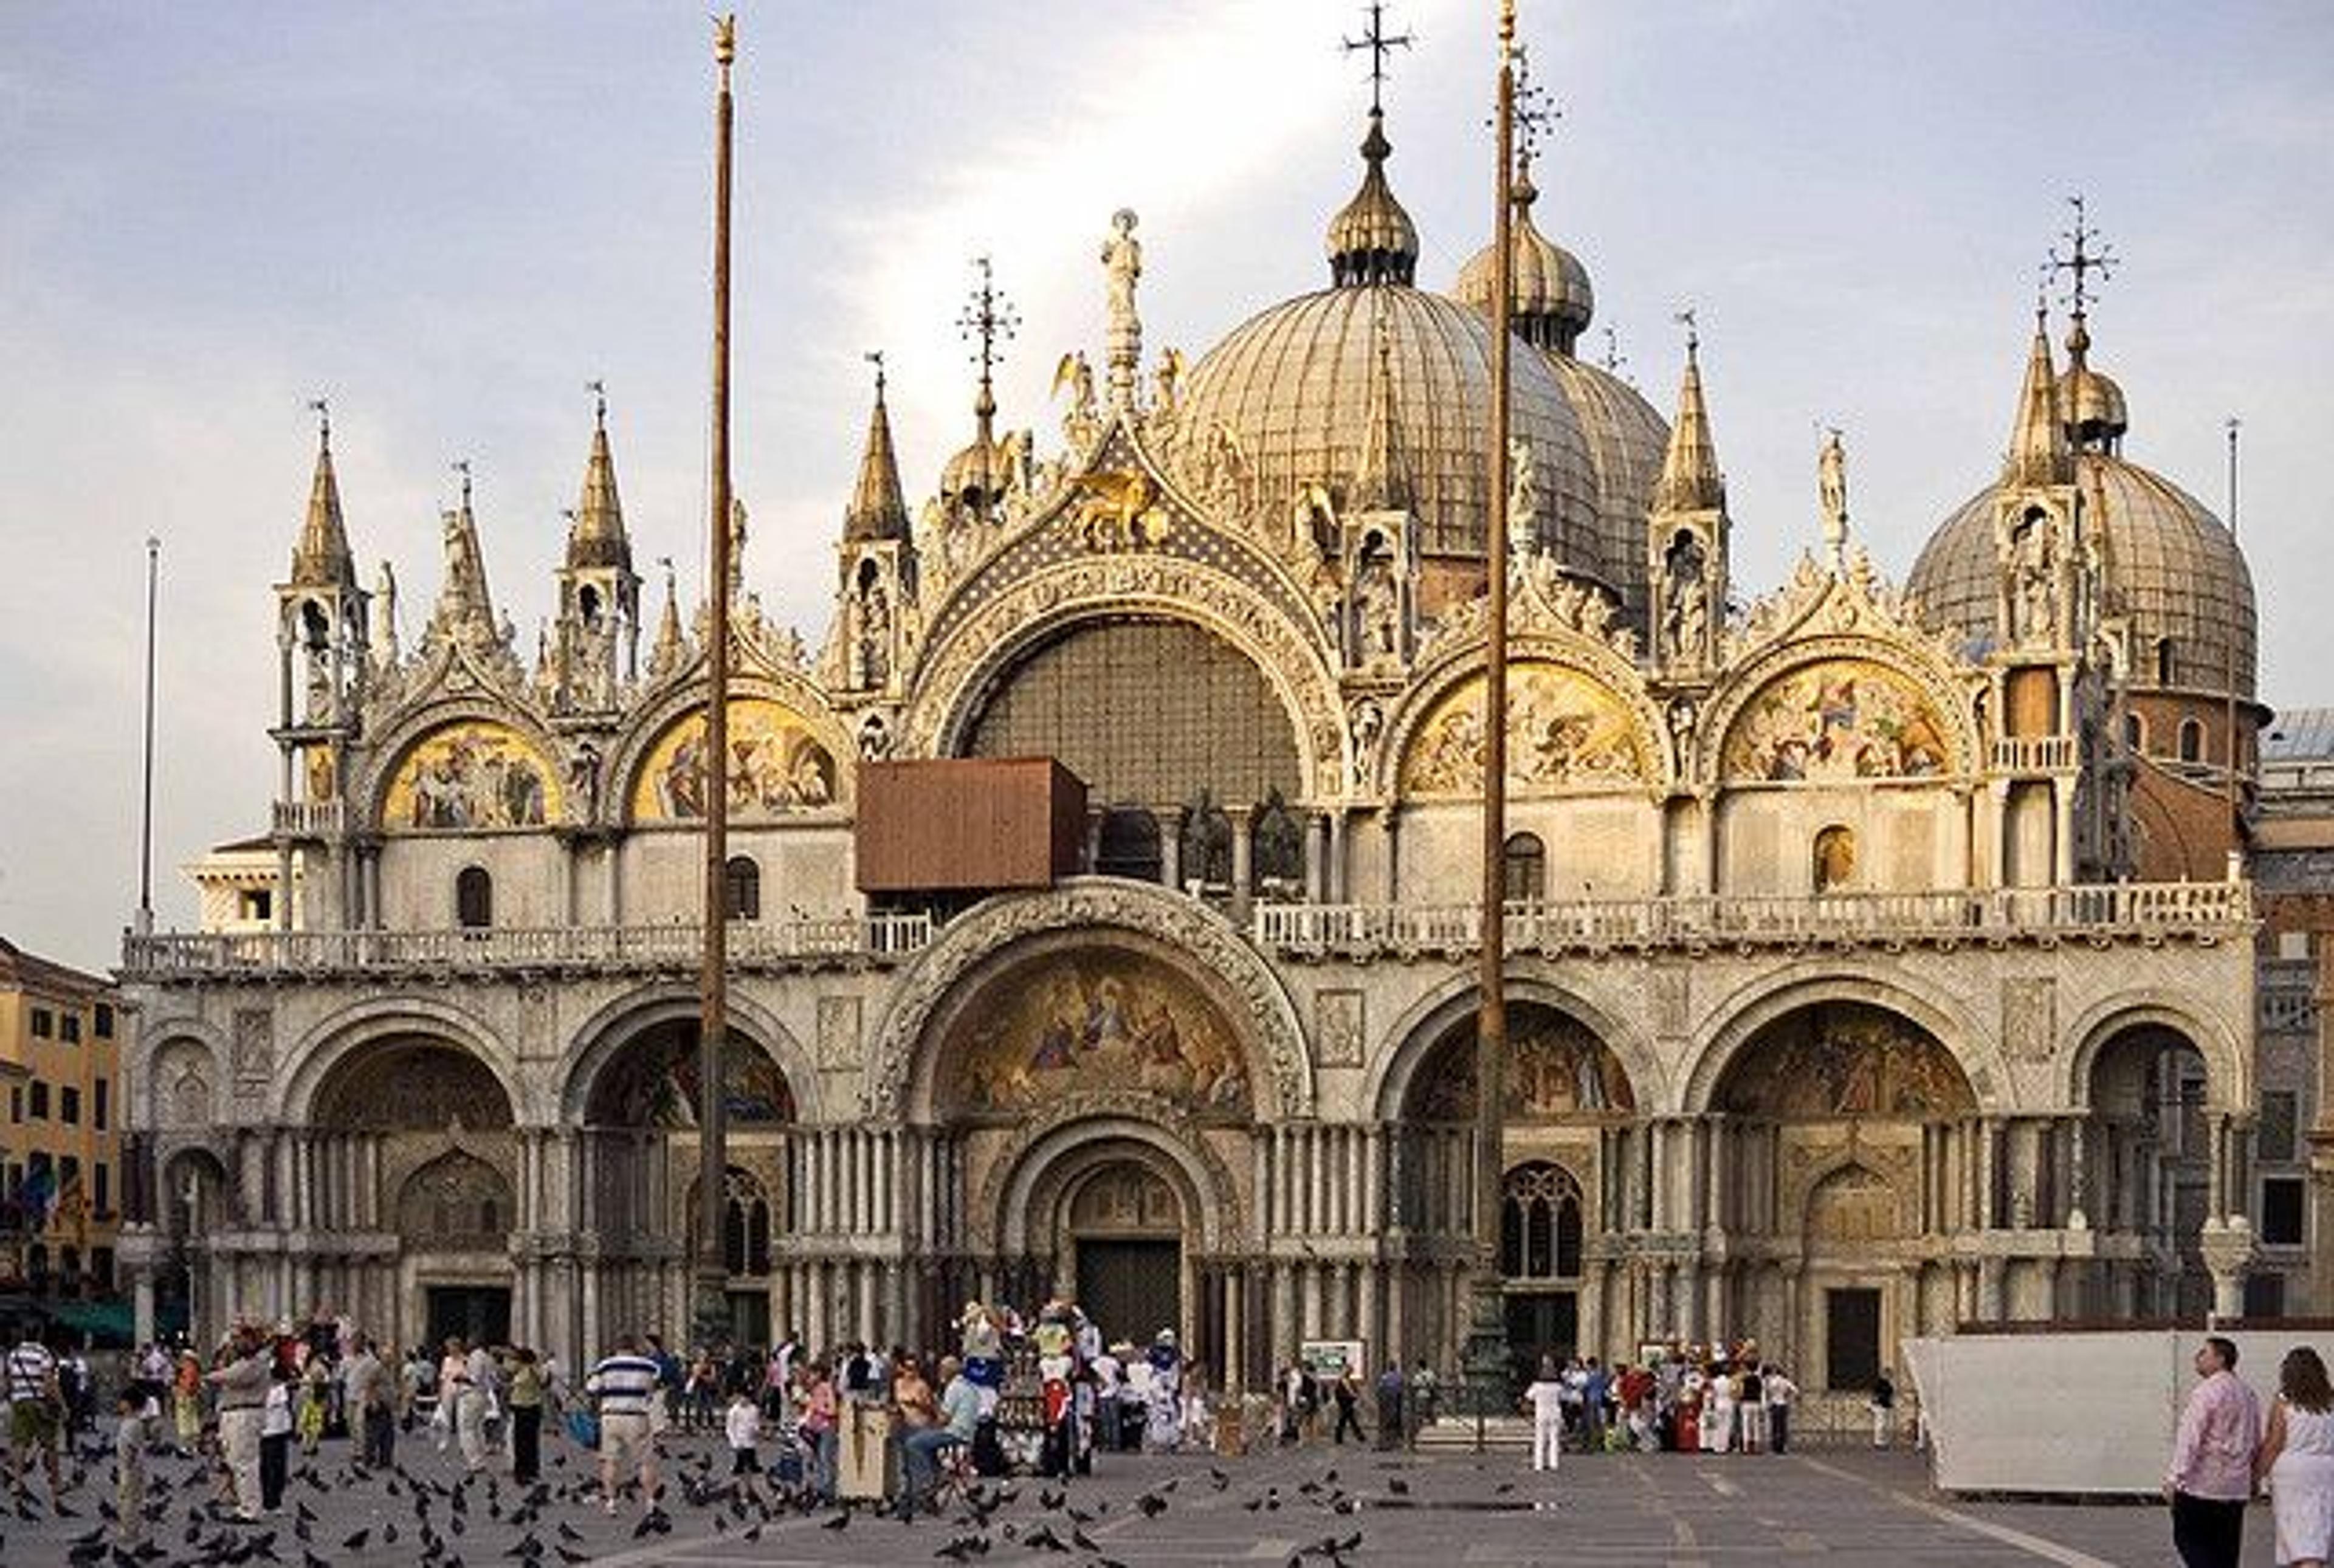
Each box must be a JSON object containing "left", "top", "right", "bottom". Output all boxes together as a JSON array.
[
  {"left": 962, "top": 1086, "right": 1247, "bottom": 1253},
  {"left": 861, "top": 881, "right": 1313, "bottom": 1121}
]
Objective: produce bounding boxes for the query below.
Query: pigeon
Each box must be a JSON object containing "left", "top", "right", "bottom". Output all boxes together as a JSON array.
[
  {"left": 554, "top": 1550, "right": 587, "bottom": 1566},
  {"left": 1072, "top": 1526, "right": 1100, "bottom": 1551},
  {"left": 556, "top": 1522, "right": 584, "bottom": 1543},
  {"left": 1209, "top": 1467, "right": 1231, "bottom": 1490},
  {"left": 1135, "top": 1492, "right": 1168, "bottom": 1518},
  {"left": 1021, "top": 1523, "right": 1071, "bottom": 1553},
  {"left": 341, "top": 1529, "right": 370, "bottom": 1550},
  {"left": 822, "top": 1510, "right": 852, "bottom": 1532},
  {"left": 1387, "top": 1477, "right": 1410, "bottom": 1496}
]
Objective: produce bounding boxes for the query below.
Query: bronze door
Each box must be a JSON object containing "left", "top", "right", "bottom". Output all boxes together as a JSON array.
[
  {"left": 1825, "top": 1287, "right": 1881, "bottom": 1391},
  {"left": 1077, "top": 1240, "right": 1181, "bottom": 1346}
]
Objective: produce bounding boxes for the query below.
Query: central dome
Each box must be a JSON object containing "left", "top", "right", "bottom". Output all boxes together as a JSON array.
[{"left": 1174, "top": 284, "right": 1600, "bottom": 576}]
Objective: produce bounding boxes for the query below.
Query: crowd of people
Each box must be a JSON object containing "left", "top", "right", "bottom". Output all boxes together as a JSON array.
[{"left": 1515, "top": 1342, "right": 1810, "bottom": 1468}]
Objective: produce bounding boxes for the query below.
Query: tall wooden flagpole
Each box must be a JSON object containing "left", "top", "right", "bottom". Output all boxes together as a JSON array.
[
  {"left": 1465, "top": 0, "right": 1520, "bottom": 1418},
  {"left": 697, "top": 12, "right": 737, "bottom": 1345}
]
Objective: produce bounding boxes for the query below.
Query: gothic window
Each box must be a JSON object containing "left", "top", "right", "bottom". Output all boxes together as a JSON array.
[
  {"left": 578, "top": 583, "right": 604, "bottom": 630},
  {"left": 301, "top": 600, "right": 330, "bottom": 652},
  {"left": 2124, "top": 712, "right": 2146, "bottom": 753},
  {"left": 725, "top": 855, "right": 761, "bottom": 921},
  {"left": 1252, "top": 790, "right": 1304, "bottom": 894},
  {"left": 2178, "top": 718, "right": 2205, "bottom": 764},
  {"left": 1499, "top": 1162, "right": 1583, "bottom": 1281},
  {"left": 1502, "top": 832, "right": 1547, "bottom": 903},
  {"left": 720, "top": 1167, "right": 771, "bottom": 1276},
  {"left": 1096, "top": 806, "right": 1162, "bottom": 882},
  {"left": 455, "top": 866, "right": 492, "bottom": 929}
]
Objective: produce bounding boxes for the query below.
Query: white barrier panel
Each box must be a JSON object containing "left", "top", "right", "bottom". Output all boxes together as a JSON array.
[{"left": 1907, "top": 1329, "right": 2321, "bottom": 1496}]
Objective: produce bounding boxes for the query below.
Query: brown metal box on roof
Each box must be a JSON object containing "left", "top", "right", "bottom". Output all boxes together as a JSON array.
[{"left": 855, "top": 757, "right": 1087, "bottom": 892}]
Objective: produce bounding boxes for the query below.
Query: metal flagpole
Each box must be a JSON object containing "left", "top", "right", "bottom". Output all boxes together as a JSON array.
[
  {"left": 1465, "top": 0, "right": 1520, "bottom": 1433},
  {"left": 2224, "top": 416, "right": 2242, "bottom": 873},
  {"left": 137, "top": 535, "right": 160, "bottom": 937},
  {"left": 697, "top": 12, "right": 738, "bottom": 1347}
]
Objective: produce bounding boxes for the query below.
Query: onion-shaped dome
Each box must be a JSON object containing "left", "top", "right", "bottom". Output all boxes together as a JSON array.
[
  {"left": 1174, "top": 283, "right": 1602, "bottom": 576},
  {"left": 1909, "top": 455, "right": 2256, "bottom": 698},
  {"left": 2056, "top": 364, "right": 2129, "bottom": 452},
  {"left": 1326, "top": 110, "right": 1418, "bottom": 287},
  {"left": 1453, "top": 173, "right": 1594, "bottom": 355},
  {"left": 940, "top": 430, "right": 1002, "bottom": 511}
]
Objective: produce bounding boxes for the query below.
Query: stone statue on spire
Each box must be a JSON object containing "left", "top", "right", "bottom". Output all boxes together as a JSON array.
[
  {"left": 1819, "top": 427, "right": 1850, "bottom": 570},
  {"left": 1101, "top": 208, "right": 1142, "bottom": 411}
]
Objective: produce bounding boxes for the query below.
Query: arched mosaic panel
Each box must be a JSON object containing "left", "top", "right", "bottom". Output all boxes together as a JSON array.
[
  {"left": 1720, "top": 659, "right": 1950, "bottom": 783},
  {"left": 940, "top": 948, "right": 1251, "bottom": 1120},
  {"left": 1403, "top": 662, "right": 1648, "bottom": 796},
  {"left": 587, "top": 1025, "right": 795, "bottom": 1129},
  {"left": 1407, "top": 1005, "right": 1636, "bottom": 1120},
  {"left": 1717, "top": 1003, "right": 1974, "bottom": 1118},
  {"left": 630, "top": 698, "right": 838, "bottom": 822},
  {"left": 385, "top": 721, "right": 561, "bottom": 829}
]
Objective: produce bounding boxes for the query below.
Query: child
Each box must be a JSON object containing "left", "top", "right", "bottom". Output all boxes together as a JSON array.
[
  {"left": 724, "top": 1391, "right": 764, "bottom": 1507},
  {"left": 114, "top": 1389, "right": 148, "bottom": 1547}
]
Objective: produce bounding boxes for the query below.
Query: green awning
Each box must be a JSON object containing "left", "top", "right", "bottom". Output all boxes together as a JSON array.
[{"left": 46, "top": 1299, "right": 134, "bottom": 1345}]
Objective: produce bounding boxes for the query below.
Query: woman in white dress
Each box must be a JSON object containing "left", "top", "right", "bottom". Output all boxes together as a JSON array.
[{"left": 2257, "top": 1345, "right": 2334, "bottom": 1568}]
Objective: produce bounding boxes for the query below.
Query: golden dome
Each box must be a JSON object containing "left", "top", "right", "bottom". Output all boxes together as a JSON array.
[
  {"left": 1909, "top": 453, "right": 2256, "bottom": 698},
  {"left": 1174, "top": 284, "right": 1602, "bottom": 576},
  {"left": 1453, "top": 174, "right": 1594, "bottom": 355}
]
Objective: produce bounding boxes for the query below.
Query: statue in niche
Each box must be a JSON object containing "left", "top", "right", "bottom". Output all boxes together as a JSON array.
[
  {"left": 566, "top": 741, "right": 601, "bottom": 821},
  {"left": 1354, "top": 548, "right": 1400, "bottom": 661},
  {"left": 1662, "top": 532, "right": 1709, "bottom": 662},
  {"left": 2011, "top": 517, "right": 2055, "bottom": 645},
  {"left": 858, "top": 579, "right": 892, "bottom": 687},
  {"left": 858, "top": 712, "right": 893, "bottom": 761}
]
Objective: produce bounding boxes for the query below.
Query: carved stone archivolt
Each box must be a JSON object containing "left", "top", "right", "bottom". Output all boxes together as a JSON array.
[
  {"left": 968, "top": 1087, "right": 1247, "bottom": 1256},
  {"left": 904, "top": 555, "right": 1347, "bottom": 798},
  {"left": 861, "top": 880, "right": 1313, "bottom": 1121},
  {"left": 1694, "top": 632, "right": 1981, "bottom": 787}
]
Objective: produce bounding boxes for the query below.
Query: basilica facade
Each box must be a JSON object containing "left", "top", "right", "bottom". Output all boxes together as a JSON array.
[{"left": 117, "top": 86, "right": 2275, "bottom": 1399}]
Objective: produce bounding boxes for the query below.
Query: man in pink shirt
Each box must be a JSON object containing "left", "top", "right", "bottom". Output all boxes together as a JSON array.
[{"left": 2165, "top": 1335, "right": 2262, "bottom": 1568}]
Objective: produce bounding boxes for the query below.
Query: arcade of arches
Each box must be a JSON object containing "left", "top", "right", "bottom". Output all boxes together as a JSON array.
[{"left": 135, "top": 977, "right": 2228, "bottom": 1393}]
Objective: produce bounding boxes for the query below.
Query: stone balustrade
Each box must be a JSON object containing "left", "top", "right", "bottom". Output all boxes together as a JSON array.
[
  {"left": 1253, "top": 880, "right": 2253, "bottom": 958},
  {"left": 121, "top": 910, "right": 936, "bottom": 980},
  {"left": 1989, "top": 735, "right": 2081, "bottom": 771}
]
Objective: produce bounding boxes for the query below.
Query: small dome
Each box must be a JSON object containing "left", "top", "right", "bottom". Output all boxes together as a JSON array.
[
  {"left": 1453, "top": 174, "right": 1594, "bottom": 355},
  {"left": 1174, "top": 284, "right": 1602, "bottom": 577},
  {"left": 940, "top": 431, "right": 1002, "bottom": 509},
  {"left": 2056, "top": 364, "right": 2129, "bottom": 449},
  {"left": 1326, "top": 111, "right": 1418, "bottom": 287},
  {"left": 1907, "top": 453, "right": 2256, "bottom": 698}
]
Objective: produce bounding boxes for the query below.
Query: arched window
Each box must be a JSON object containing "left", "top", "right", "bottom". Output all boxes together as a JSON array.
[
  {"left": 1096, "top": 806, "right": 1162, "bottom": 882},
  {"left": 2178, "top": 718, "right": 2205, "bottom": 764},
  {"left": 2156, "top": 639, "right": 2177, "bottom": 687},
  {"left": 1179, "top": 793, "right": 1233, "bottom": 890},
  {"left": 1812, "top": 825, "right": 1857, "bottom": 892},
  {"left": 1503, "top": 832, "right": 1547, "bottom": 903},
  {"left": 2124, "top": 712, "right": 2146, "bottom": 754},
  {"left": 455, "top": 866, "right": 492, "bottom": 929},
  {"left": 1252, "top": 790, "right": 1305, "bottom": 894},
  {"left": 1499, "top": 1163, "right": 1584, "bottom": 1281},
  {"left": 725, "top": 855, "right": 761, "bottom": 921}
]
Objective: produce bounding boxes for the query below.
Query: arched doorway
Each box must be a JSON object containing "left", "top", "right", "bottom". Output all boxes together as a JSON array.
[
  {"left": 312, "top": 1038, "right": 517, "bottom": 1352},
  {"left": 1712, "top": 1002, "right": 1974, "bottom": 1388},
  {"left": 579, "top": 1019, "right": 794, "bottom": 1344},
  {"left": 1397, "top": 1000, "right": 1636, "bottom": 1377},
  {"left": 1064, "top": 1159, "right": 1186, "bottom": 1351},
  {"left": 2085, "top": 1023, "right": 2213, "bottom": 1316},
  {"left": 158, "top": 1146, "right": 231, "bottom": 1340}
]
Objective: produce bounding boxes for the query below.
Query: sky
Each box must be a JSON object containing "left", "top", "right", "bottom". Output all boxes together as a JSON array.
[{"left": 1, "top": 1, "right": 2328, "bottom": 972}]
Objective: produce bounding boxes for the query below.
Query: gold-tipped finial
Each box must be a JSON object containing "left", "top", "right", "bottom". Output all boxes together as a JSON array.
[
  {"left": 958, "top": 255, "right": 1019, "bottom": 426},
  {"left": 451, "top": 457, "right": 472, "bottom": 507},
  {"left": 2045, "top": 193, "right": 2115, "bottom": 362},
  {"left": 714, "top": 13, "right": 736, "bottom": 70},
  {"left": 587, "top": 377, "right": 607, "bottom": 428},
  {"left": 307, "top": 395, "right": 331, "bottom": 449},
  {"left": 866, "top": 349, "right": 886, "bottom": 399},
  {"left": 1674, "top": 305, "right": 1699, "bottom": 359}
]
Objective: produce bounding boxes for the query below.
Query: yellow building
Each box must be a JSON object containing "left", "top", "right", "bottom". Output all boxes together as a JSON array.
[{"left": 0, "top": 937, "right": 124, "bottom": 1300}]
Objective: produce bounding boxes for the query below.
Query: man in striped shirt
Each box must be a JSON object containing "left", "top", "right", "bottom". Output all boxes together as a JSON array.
[
  {"left": 7, "top": 1325, "right": 65, "bottom": 1510},
  {"left": 588, "top": 1333, "right": 663, "bottom": 1516}
]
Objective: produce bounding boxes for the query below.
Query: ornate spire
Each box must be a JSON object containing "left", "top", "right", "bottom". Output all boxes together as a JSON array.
[
  {"left": 842, "top": 352, "right": 910, "bottom": 542},
  {"left": 289, "top": 398, "right": 355, "bottom": 587},
  {"left": 648, "top": 557, "right": 686, "bottom": 678},
  {"left": 2005, "top": 308, "right": 2073, "bottom": 487},
  {"left": 566, "top": 380, "right": 633, "bottom": 571},
  {"left": 427, "top": 459, "right": 497, "bottom": 648},
  {"left": 1326, "top": 109, "right": 1419, "bottom": 287},
  {"left": 1651, "top": 315, "right": 1724, "bottom": 514},
  {"left": 1352, "top": 301, "right": 1411, "bottom": 511}
]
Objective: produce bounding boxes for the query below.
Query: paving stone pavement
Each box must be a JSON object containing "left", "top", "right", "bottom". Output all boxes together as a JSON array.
[{"left": 2, "top": 1426, "right": 2277, "bottom": 1567}]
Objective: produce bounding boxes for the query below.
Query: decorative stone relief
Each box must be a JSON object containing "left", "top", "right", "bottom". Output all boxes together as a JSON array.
[
  {"left": 862, "top": 882, "right": 1313, "bottom": 1121},
  {"left": 1315, "top": 990, "right": 1365, "bottom": 1068},
  {"left": 2002, "top": 977, "right": 2057, "bottom": 1062},
  {"left": 232, "top": 1009, "right": 273, "bottom": 1090},
  {"left": 816, "top": 995, "right": 863, "bottom": 1071}
]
